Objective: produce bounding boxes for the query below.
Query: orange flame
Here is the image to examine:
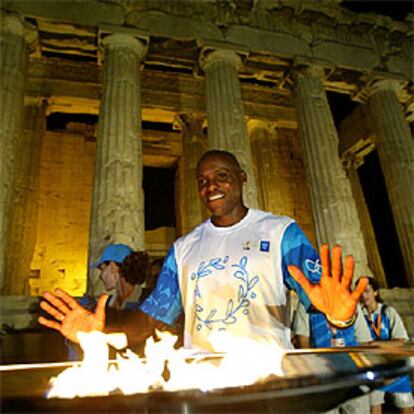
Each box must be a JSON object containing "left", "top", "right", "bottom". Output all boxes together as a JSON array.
[{"left": 47, "top": 330, "right": 286, "bottom": 398}]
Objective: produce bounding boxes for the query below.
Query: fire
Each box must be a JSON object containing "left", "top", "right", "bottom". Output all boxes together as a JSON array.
[{"left": 47, "top": 330, "right": 286, "bottom": 398}]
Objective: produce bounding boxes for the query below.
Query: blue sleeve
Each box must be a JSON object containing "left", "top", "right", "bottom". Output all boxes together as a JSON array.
[
  {"left": 139, "top": 245, "right": 183, "bottom": 326},
  {"left": 281, "top": 222, "right": 321, "bottom": 309},
  {"left": 78, "top": 294, "right": 97, "bottom": 311}
]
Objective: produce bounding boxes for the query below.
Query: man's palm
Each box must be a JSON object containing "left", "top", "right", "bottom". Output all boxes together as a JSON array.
[
  {"left": 288, "top": 244, "right": 368, "bottom": 323},
  {"left": 38, "top": 289, "right": 108, "bottom": 343}
]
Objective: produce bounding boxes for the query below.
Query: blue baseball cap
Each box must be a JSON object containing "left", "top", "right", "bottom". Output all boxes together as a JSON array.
[{"left": 92, "top": 244, "right": 133, "bottom": 268}]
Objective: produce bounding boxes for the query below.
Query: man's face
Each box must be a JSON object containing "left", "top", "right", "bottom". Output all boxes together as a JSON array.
[
  {"left": 361, "top": 284, "right": 377, "bottom": 308},
  {"left": 197, "top": 154, "right": 247, "bottom": 226},
  {"left": 98, "top": 262, "right": 119, "bottom": 291}
]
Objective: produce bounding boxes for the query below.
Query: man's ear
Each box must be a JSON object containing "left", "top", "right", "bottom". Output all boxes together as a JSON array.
[{"left": 240, "top": 170, "right": 247, "bottom": 183}]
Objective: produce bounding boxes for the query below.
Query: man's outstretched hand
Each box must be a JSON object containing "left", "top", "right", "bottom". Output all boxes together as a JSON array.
[
  {"left": 38, "top": 288, "right": 108, "bottom": 343},
  {"left": 288, "top": 244, "right": 368, "bottom": 326}
]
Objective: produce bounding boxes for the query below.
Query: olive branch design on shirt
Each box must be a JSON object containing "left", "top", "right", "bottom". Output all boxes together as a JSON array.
[{"left": 192, "top": 256, "right": 259, "bottom": 331}]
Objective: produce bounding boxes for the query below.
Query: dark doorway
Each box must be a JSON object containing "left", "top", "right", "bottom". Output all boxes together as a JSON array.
[{"left": 143, "top": 167, "right": 176, "bottom": 230}]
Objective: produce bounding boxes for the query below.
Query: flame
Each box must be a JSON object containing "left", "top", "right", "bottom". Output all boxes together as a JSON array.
[{"left": 47, "top": 330, "right": 286, "bottom": 398}]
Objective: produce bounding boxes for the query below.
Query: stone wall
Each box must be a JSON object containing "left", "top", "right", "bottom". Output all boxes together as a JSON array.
[
  {"left": 28, "top": 127, "right": 177, "bottom": 297},
  {"left": 29, "top": 129, "right": 95, "bottom": 296}
]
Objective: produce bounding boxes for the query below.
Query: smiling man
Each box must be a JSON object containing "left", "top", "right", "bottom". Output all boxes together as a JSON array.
[{"left": 39, "top": 150, "right": 367, "bottom": 352}]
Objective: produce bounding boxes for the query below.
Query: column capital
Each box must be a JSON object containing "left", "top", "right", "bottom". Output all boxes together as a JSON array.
[
  {"left": 98, "top": 27, "right": 149, "bottom": 64},
  {"left": 102, "top": 33, "right": 147, "bottom": 56},
  {"left": 352, "top": 73, "right": 409, "bottom": 103},
  {"left": 370, "top": 79, "right": 406, "bottom": 93},
  {"left": 0, "top": 12, "right": 38, "bottom": 51},
  {"left": 175, "top": 113, "right": 208, "bottom": 146},
  {"left": 1, "top": 12, "right": 24, "bottom": 37},
  {"left": 199, "top": 47, "right": 246, "bottom": 72},
  {"left": 290, "top": 57, "right": 334, "bottom": 82},
  {"left": 175, "top": 112, "right": 207, "bottom": 131}
]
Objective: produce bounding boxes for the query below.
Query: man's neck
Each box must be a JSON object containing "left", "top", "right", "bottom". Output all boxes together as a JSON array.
[
  {"left": 367, "top": 301, "right": 379, "bottom": 314},
  {"left": 211, "top": 206, "right": 249, "bottom": 227},
  {"left": 117, "top": 278, "right": 135, "bottom": 306}
]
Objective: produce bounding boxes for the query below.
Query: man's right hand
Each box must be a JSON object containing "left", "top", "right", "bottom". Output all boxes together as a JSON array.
[{"left": 38, "top": 288, "right": 108, "bottom": 343}]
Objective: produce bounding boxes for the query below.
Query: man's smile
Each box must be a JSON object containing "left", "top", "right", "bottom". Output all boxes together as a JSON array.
[{"left": 207, "top": 193, "right": 224, "bottom": 202}]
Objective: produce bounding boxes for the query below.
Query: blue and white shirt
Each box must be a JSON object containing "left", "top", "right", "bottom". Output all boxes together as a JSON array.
[
  {"left": 140, "top": 209, "right": 320, "bottom": 351},
  {"left": 362, "top": 303, "right": 409, "bottom": 341}
]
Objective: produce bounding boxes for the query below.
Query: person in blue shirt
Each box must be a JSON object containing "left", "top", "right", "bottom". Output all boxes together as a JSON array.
[
  {"left": 292, "top": 301, "right": 372, "bottom": 349},
  {"left": 292, "top": 298, "right": 373, "bottom": 414},
  {"left": 360, "top": 277, "right": 413, "bottom": 414},
  {"left": 38, "top": 150, "right": 368, "bottom": 352}
]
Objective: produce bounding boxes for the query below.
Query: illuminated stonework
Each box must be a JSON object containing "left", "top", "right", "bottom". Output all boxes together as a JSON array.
[{"left": 0, "top": 1, "right": 412, "bottom": 302}]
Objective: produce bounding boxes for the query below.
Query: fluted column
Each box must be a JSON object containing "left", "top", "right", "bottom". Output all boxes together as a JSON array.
[
  {"left": 5, "top": 98, "right": 46, "bottom": 295},
  {"left": 176, "top": 114, "right": 208, "bottom": 236},
  {"left": 200, "top": 48, "right": 258, "bottom": 209},
  {"left": 293, "top": 64, "right": 371, "bottom": 279},
  {"left": 88, "top": 34, "right": 147, "bottom": 295},
  {"left": 369, "top": 80, "right": 414, "bottom": 286},
  {"left": 0, "top": 14, "right": 28, "bottom": 293}
]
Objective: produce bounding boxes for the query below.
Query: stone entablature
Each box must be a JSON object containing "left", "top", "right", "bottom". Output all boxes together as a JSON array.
[
  {"left": 25, "top": 58, "right": 297, "bottom": 128},
  {"left": 3, "top": 0, "right": 412, "bottom": 100}
]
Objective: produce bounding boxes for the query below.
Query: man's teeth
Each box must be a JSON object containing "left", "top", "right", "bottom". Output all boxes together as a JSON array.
[{"left": 209, "top": 194, "right": 224, "bottom": 201}]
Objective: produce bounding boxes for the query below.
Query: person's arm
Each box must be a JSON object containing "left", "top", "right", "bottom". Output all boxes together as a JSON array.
[
  {"left": 281, "top": 222, "right": 368, "bottom": 327},
  {"left": 387, "top": 306, "right": 409, "bottom": 341},
  {"left": 291, "top": 301, "right": 311, "bottom": 349},
  {"left": 105, "top": 308, "right": 171, "bottom": 348},
  {"left": 281, "top": 222, "right": 320, "bottom": 310}
]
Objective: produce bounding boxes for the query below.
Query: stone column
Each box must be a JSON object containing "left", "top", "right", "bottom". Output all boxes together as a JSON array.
[
  {"left": 293, "top": 64, "right": 371, "bottom": 279},
  {"left": 5, "top": 98, "right": 46, "bottom": 295},
  {"left": 0, "top": 14, "right": 27, "bottom": 293},
  {"left": 88, "top": 34, "right": 147, "bottom": 295},
  {"left": 175, "top": 113, "right": 208, "bottom": 236},
  {"left": 369, "top": 80, "right": 414, "bottom": 286},
  {"left": 200, "top": 48, "right": 258, "bottom": 209}
]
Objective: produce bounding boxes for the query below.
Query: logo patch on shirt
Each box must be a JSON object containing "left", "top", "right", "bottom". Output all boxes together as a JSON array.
[
  {"left": 243, "top": 241, "right": 252, "bottom": 250},
  {"left": 260, "top": 240, "right": 270, "bottom": 252}
]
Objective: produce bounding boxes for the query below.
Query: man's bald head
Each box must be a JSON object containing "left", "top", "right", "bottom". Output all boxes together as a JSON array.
[{"left": 196, "top": 150, "right": 243, "bottom": 173}]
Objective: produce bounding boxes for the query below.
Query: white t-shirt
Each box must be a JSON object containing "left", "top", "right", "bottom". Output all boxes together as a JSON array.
[{"left": 141, "top": 209, "right": 321, "bottom": 352}]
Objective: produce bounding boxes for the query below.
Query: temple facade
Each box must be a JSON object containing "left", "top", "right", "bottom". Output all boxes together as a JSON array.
[{"left": 0, "top": 0, "right": 413, "bottom": 333}]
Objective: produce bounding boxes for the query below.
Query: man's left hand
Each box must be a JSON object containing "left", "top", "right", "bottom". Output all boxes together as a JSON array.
[{"left": 288, "top": 244, "right": 368, "bottom": 326}]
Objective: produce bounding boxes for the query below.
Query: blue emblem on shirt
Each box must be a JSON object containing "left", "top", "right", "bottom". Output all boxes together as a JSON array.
[{"left": 260, "top": 240, "right": 270, "bottom": 252}]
